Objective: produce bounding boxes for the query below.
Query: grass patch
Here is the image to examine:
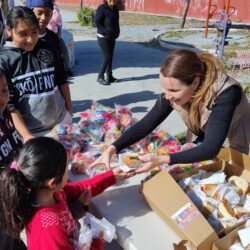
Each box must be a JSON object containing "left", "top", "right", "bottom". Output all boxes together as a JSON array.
[
  {"left": 119, "top": 12, "right": 177, "bottom": 25},
  {"left": 77, "top": 7, "right": 95, "bottom": 27}
]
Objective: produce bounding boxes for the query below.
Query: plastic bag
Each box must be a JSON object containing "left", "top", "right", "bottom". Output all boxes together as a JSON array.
[{"left": 84, "top": 212, "right": 117, "bottom": 243}]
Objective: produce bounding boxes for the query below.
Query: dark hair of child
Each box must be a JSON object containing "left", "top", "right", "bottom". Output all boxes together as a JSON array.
[
  {"left": 0, "top": 137, "right": 67, "bottom": 238},
  {"left": 6, "top": 6, "right": 39, "bottom": 30}
]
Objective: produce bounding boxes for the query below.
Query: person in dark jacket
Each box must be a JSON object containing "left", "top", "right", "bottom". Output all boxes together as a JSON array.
[
  {"left": 0, "top": 71, "right": 26, "bottom": 250},
  {"left": 94, "top": 0, "right": 120, "bottom": 85},
  {"left": 0, "top": 6, "right": 72, "bottom": 142},
  {"left": 90, "top": 49, "right": 250, "bottom": 172}
]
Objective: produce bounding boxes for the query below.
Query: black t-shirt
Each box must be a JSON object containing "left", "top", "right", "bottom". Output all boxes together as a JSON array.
[{"left": 0, "top": 108, "right": 23, "bottom": 168}]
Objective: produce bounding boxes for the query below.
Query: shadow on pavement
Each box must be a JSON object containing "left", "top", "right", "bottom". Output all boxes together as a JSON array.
[
  {"left": 72, "top": 40, "right": 168, "bottom": 76},
  {"left": 72, "top": 90, "right": 159, "bottom": 122}
]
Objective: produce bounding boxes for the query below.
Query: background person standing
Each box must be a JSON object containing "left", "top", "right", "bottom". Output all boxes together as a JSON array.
[{"left": 94, "top": 0, "right": 120, "bottom": 85}]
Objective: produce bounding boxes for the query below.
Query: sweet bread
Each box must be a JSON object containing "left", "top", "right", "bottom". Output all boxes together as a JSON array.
[
  {"left": 123, "top": 155, "right": 142, "bottom": 168},
  {"left": 228, "top": 176, "right": 249, "bottom": 195},
  {"left": 218, "top": 199, "right": 236, "bottom": 218}
]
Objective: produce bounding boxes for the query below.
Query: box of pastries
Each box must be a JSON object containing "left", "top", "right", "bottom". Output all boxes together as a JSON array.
[{"left": 142, "top": 148, "right": 250, "bottom": 250}]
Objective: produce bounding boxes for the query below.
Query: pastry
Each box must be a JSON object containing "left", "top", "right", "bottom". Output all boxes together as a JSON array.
[{"left": 228, "top": 176, "right": 249, "bottom": 195}]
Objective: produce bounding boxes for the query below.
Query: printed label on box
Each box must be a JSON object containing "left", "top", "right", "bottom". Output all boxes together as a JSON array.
[{"left": 171, "top": 202, "right": 201, "bottom": 229}]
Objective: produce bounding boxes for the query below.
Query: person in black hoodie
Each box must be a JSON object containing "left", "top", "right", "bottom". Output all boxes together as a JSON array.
[
  {"left": 94, "top": 0, "right": 120, "bottom": 85},
  {"left": 0, "top": 6, "right": 72, "bottom": 142}
]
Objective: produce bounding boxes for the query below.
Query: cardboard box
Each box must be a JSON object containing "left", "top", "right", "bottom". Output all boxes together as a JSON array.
[
  {"left": 212, "top": 223, "right": 246, "bottom": 250},
  {"left": 142, "top": 148, "right": 250, "bottom": 250}
]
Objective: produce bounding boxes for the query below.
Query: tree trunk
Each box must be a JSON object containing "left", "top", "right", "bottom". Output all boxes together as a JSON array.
[{"left": 180, "top": 0, "right": 191, "bottom": 29}]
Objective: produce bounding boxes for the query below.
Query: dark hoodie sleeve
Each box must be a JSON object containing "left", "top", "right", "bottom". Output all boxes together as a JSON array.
[
  {"left": 113, "top": 94, "right": 173, "bottom": 152},
  {"left": 52, "top": 42, "right": 67, "bottom": 86},
  {"left": 94, "top": 5, "right": 106, "bottom": 35}
]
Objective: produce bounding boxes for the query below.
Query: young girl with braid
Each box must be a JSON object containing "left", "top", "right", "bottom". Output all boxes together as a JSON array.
[{"left": 0, "top": 137, "right": 134, "bottom": 250}]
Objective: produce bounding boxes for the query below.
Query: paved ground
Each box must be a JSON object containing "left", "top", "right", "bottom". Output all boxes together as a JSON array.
[
  {"left": 17, "top": 4, "right": 249, "bottom": 249},
  {"left": 20, "top": 5, "right": 186, "bottom": 250},
  {"left": 60, "top": 7, "right": 187, "bottom": 137}
]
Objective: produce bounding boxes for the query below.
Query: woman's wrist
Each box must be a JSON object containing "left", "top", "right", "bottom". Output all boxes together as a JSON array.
[
  {"left": 109, "top": 144, "right": 117, "bottom": 154},
  {"left": 158, "top": 155, "right": 171, "bottom": 165}
]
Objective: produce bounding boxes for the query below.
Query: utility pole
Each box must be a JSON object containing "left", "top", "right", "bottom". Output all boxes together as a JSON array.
[{"left": 180, "top": 0, "right": 191, "bottom": 29}]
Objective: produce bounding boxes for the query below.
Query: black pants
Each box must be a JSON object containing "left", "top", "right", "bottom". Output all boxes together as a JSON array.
[
  {"left": 0, "top": 230, "right": 27, "bottom": 250},
  {"left": 97, "top": 36, "right": 116, "bottom": 79}
]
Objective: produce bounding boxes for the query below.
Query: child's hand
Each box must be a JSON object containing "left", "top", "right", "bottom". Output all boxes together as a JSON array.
[
  {"left": 112, "top": 167, "right": 136, "bottom": 180},
  {"left": 79, "top": 186, "right": 91, "bottom": 206},
  {"left": 98, "top": 231, "right": 104, "bottom": 241},
  {"left": 69, "top": 187, "right": 91, "bottom": 220}
]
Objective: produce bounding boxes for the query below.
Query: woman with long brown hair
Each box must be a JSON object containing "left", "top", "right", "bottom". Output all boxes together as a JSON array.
[{"left": 90, "top": 49, "right": 250, "bottom": 172}]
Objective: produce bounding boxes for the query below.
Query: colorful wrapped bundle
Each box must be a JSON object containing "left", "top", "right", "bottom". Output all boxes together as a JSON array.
[
  {"left": 91, "top": 101, "right": 114, "bottom": 113},
  {"left": 104, "top": 130, "right": 122, "bottom": 144},
  {"left": 79, "top": 109, "right": 92, "bottom": 121},
  {"left": 164, "top": 138, "right": 182, "bottom": 154},
  {"left": 50, "top": 123, "right": 74, "bottom": 141},
  {"left": 103, "top": 118, "right": 121, "bottom": 144},
  {"left": 94, "top": 109, "right": 112, "bottom": 126},
  {"left": 168, "top": 163, "right": 194, "bottom": 175},
  {"left": 59, "top": 139, "right": 81, "bottom": 161},
  {"left": 168, "top": 160, "right": 210, "bottom": 176},
  {"left": 115, "top": 104, "right": 132, "bottom": 115},
  {"left": 78, "top": 120, "right": 105, "bottom": 142},
  {"left": 119, "top": 113, "right": 136, "bottom": 132},
  {"left": 140, "top": 129, "right": 181, "bottom": 155},
  {"left": 70, "top": 152, "right": 96, "bottom": 174}
]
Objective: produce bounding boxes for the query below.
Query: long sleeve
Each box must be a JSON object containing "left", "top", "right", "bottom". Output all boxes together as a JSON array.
[
  {"left": 170, "top": 86, "right": 242, "bottom": 164},
  {"left": 64, "top": 170, "right": 116, "bottom": 202},
  {"left": 31, "top": 224, "right": 74, "bottom": 250},
  {"left": 91, "top": 239, "right": 103, "bottom": 250},
  {"left": 113, "top": 94, "right": 173, "bottom": 152},
  {"left": 94, "top": 5, "right": 106, "bottom": 35}
]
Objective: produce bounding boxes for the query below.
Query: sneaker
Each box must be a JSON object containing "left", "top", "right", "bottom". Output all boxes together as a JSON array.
[
  {"left": 97, "top": 77, "right": 110, "bottom": 85},
  {"left": 107, "top": 76, "right": 118, "bottom": 83}
]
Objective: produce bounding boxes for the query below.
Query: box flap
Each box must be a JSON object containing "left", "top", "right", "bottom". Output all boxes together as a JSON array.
[
  {"left": 142, "top": 170, "right": 218, "bottom": 249},
  {"left": 216, "top": 148, "right": 250, "bottom": 171},
  {"left": 212, "top": 223, "right": 246, "bottom": 250}
]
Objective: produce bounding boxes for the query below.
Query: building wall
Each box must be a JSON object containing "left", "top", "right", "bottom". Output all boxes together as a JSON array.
[{"left": 57, "top": 0, "right": 250, "bottom": 23}]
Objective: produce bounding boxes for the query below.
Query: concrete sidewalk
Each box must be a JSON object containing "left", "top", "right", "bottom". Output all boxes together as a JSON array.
[
  {"left": 70, "top": 34, "right": 186, "bottom": 136},
  {"left": 60, "top": 5, "right": 187, "bottom": 136}
]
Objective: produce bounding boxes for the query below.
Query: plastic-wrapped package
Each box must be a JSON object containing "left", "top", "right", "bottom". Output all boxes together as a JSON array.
[
  {"left": 140, "top": 129, "right": 181, "bottom": 155},
  {"left": 119, "top": 152, "right": 143, "bottom": 172},
  {"left": 76, "top": 223, "right": 93, "bottom": 250},
  {"left": 103, "top": 118, "right": 122, "bottom": 144},
  {"left": 78, "top": 120, "right": 105, "bottom": 142},
  {"left": 50, "top": 123, "right": 74, "bottom": 141},
  {"left": 84, "top": 212, "right": 117, "bottom": 243},
  {"left": 71, "top": 152, "right": 96, "bottom": 174},
  {"left": 59, "top": 139, "right": 81, "bottom": 161}
]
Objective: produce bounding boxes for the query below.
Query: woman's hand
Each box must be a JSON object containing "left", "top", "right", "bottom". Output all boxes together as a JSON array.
[
  {"left": 139, "top": 154, "right": 169, "bottom": 165},
  {"left": 135, "top": 154, "right": 170, "bottom": 174},
  {"left": 112, "top": 167, "right": 136, "bottom": 180},
  {"left": 89, "top": 145, "right": 117, "bottom": 169}
]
